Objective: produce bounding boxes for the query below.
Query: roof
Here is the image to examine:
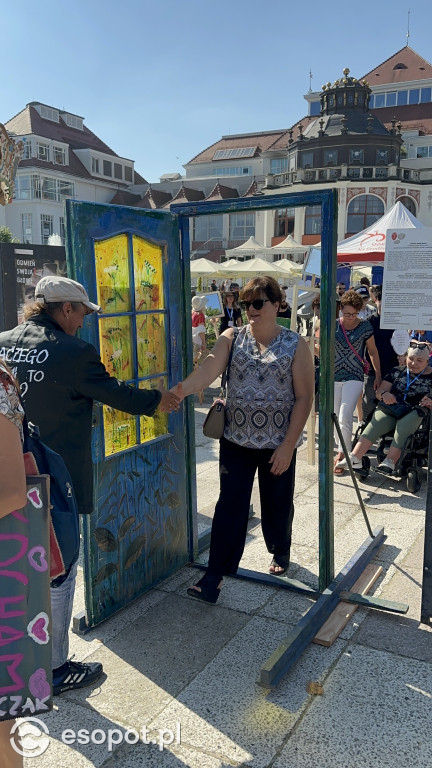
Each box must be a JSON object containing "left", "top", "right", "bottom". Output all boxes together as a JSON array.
[
  {"left": 137, "top": 188, "right": 172, "bottom": 209},
  {"left": 205, "top": 182, "right": 239, "bottom": 201},
  {"left": 109, "top": 190, "right": 142, "bottom": 206},
  {"left": 187, "top": 129, "right": 290, "bottom": 164},
  {"left": 375, "top": 105, "right": 432, "bottom": 136},
  {"left": 5, "top": 103, "right": 147, "bottom": 184},
  {"left": 362, "top": 46, "right": 432, "bottom": 84},
  {"left": 305, "top": 112, "right": 389, "bottom": 138},
  {"left": 162, "top": 185, "right": 205, "bottom": 208}
]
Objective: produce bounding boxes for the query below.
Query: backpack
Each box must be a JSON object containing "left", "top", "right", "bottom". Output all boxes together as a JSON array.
[{"left": 23, "top": 420, "right": 80, "bottom": 587}]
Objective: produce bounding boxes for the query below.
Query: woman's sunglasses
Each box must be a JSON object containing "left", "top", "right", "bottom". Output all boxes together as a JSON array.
[
  {"left": 409, "top": 341, "right": 429, "bottom": 349},
  {"left": 240, "top": 299, "right": 270, "bottom": 311}
]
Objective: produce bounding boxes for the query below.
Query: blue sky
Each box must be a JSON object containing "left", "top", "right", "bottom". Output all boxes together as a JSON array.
[{"left": 3, "top": 0, "right": 431, "bottom": 183}]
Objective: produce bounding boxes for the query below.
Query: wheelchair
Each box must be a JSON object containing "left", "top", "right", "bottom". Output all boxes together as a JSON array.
[{"left": 351, "top": 407, "right": 430, "bottom": 494}]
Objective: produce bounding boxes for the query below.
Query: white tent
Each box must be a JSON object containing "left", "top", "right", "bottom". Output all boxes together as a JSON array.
[
  {"left": 225, "top": 236, "right": 266, "bottom": 258},
  {"left": 337, "top": 201, "right": 424, "bottom": 265},
  {"left": 269, "top": 234, "right": 307, "bottom": 260},
  {"left": 272, "top": 258, "right": 302, "bottom": 275},
  {"left": 304, "top": 201, "right": 424, "bottom": 274}
]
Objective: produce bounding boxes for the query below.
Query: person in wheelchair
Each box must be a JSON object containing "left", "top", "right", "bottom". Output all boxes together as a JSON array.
[{"left": 336, "top": 341, "right": 432, "bottom": 474}]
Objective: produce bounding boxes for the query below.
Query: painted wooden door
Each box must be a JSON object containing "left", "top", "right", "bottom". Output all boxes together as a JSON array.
[{"left": 65, "top": 201, "right": 190, "bottom": 626}]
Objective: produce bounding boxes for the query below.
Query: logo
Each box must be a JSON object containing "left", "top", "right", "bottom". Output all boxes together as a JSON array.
[
  {"left": 10, "top": 717, "right": 50, "bottom": 757},
  {"left": 391, "top": 232, "right": 398, "bottom": 240}
]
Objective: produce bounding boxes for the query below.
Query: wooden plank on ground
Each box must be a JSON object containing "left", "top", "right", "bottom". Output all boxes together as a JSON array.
[{"left": 312, "top": 563, "right": 383, "bottom": 647}]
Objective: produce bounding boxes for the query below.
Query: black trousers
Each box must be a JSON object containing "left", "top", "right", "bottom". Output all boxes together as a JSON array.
[{"left": 207, "top": 437, "right": 297, "bottom": 580}]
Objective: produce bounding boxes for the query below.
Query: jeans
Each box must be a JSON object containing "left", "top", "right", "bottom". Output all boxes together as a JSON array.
[
  {"left": 207, "top": 437, "right": 297, "bottom": 580},
  {"left": 50, "top": 560, "right": 78, "bottom": 669},
  {"left": 334, "top": 379, "right": 364, "bottom": 452}
]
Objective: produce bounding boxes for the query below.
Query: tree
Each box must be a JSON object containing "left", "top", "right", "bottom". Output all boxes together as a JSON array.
[{"left": 0, "top": 226, "right": 19, "bottom": 243}]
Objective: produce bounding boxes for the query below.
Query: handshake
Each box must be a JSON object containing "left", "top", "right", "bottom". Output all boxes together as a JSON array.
[{"left": 157, "top": 381, "right": 186, "bottom": 413}]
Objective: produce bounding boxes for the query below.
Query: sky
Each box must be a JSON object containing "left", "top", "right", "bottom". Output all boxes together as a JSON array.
[{"left": 2, "top": 0, "right": 431, "bottom": 183}]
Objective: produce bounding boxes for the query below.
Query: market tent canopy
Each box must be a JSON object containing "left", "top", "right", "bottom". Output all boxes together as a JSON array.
[
  {"left": 220, "top": 256, "right": 282, "bottom": 276},
  {"left": 190, "top": 257, "right": 219, "bottom": 276},
  {"left": 269, "top": 234, "right": 307, "bottom": 256},
  {"left": 272, "top": 258, "right": 303, "bottom": 275},
  {"left": 304, "top": 201, "right": 424, "bottom": 274},
  {"left": 225, "top": 236, "right": 266, "bottom": 257},
  {"left": 216, "top": 259, "right": 242, "bottom": 277},
  {"left": 337, "top": 201, "right": 424, "bottom": 265}
]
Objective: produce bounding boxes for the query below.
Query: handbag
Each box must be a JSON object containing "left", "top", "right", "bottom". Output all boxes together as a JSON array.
[
  {"left": 203, "top": 329, "right": 238, "bottom": 439},
  {"left": 339, "top": 320, "right": 371, "bottom": 374},
  {"left": 377, "top": 401, "right": 413, "bottom": 419}
]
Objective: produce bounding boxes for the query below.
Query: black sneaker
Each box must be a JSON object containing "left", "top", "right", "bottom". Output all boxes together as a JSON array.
[{"left": 53, "top": 657, "right": 103, "bottom": 695}]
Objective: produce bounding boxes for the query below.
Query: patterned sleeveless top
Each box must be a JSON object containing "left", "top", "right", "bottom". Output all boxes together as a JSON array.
[
  {"left": 0, "top": 364, "right": 24, "bottom": 442},
  {"left": 224, "top": 325, "right": 299, "bottom": 449}
]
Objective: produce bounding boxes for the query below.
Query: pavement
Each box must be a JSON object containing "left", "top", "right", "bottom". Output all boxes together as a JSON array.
[{"left": 22, "top": 383, "right": 431, "bottom": 767}]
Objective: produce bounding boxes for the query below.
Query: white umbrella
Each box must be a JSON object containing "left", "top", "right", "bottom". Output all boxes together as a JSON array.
[
  {"left": 216, "top": 259, "right": 242, "bottom": 277},
  {"left": 269, "top": 234, "right": 307, "bottom": 259},
  {"left": 272, "top": 259, "right": 302, "bottom": 276},
  {"left": 220, "top": 257, "right": 282, "bottom": 276},
  {"left": 190, "top": 257, "right": 219, "bottom": 276}
]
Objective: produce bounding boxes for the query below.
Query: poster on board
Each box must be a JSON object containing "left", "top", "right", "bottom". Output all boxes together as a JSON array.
[{"left": 381, "top": 228, "right": 432, "bottom": 330}]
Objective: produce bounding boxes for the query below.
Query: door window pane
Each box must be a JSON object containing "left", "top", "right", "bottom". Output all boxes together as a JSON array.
[
  {"left": 95, "top": 234, "right": 131, "bottom": 312},
  {"left": 140, "top": 378, "right": 168, "bottom": 443},
  {"left": 99, "top": 315, "right": 134, "bottom": 381},
  {"left": 133, "top": 235, "right": 164, "bottom": 311},
  {"left": 136, "top": 314, "right": 166, "bottom": 378}
]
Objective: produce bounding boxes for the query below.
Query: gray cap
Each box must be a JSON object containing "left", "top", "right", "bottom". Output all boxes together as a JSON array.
[{"left": 35, "top": 276, "right": 101, "bottom": 313}]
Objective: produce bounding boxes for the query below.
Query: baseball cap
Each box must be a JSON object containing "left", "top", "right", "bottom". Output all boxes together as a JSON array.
[
  {"left": 355, "top": 286, "right": 369, "bottom": 298},
  {"left": 35, "top": 276, "right": 101, "bottom": 312}
]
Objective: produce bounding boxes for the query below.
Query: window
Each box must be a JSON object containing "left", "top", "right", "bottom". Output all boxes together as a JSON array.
[
  {"left": 58, "top": 180, "right": 74, "bottom": 199},
  {"left": 40, "top": 214, "right": 53, "bottom": 245},
  {"left": 374, "top": 94, "right": 385, "bottom": 108},
  {"left": 376, "top": 149, "right": 388, "bottom": 165},
  {"left": 213, "top": 147, "right": 256, "bottom": 160},
  {"left": 270, "top": 158, "right": 289, "bottom": 175},
  {"left": 304, "top": 206, "right": 321, "bottom": 236},
  {"left": 416, "top": 146, "right": 428, "bottom": 158},
  {"left": 92, "top": 157, "right": 100, "bottom": 174},
  {"left": 213, "top": 165, "right": 252, "bottom": 176},
  {"left": 114, "top": 163, "right": 123, "bottom": 180},
  {"left": 310, "top": 101, "right": 321, "bottom": 116},
  {"left": 396, "top": 196, "right": 417, "bottom": 215},
  {"left": 14, "top": 175, "right": 31, "bottom": 200},
  {"left": 420, "top": 87, "right": 432, "bottom": 103},
  {"left": 124, "top": 166, "right": 133, "bottom": 182},
  {"left": 369, "top": 94, "right": 375, "bottom": 108},
  {"left": 229, "top": 213, "right": 255, "bottom": 240},
  {"left": 21, "top": 213, "right": 32, "bottom": 243},
  {"left": 40, "top": 106, "right": 59, "bottom": 122},
  {"left": 409, "top": 89, "right": 420, "bottom": 105},
  {"left": 397, "top": 90, "right": 408, "bottom": 105},
  {"left": 37, "top": 142, "right": 50, "bottom": 162},
  {"left": 386, "top": 92, "right": 397, "bottom": 107},
  {"left": 275, "top": 208, "right": 295, "bottom": 238},
  {"left": 42, "top": 177, "right": 57, "bottom": 200},
  {"left": 59, "top": 216, "right": 65, "bottom": 245},
  {"left": 22, "top": 141, "right": 32, "bottom": 159},
  {"left": 193, "top": 215, "right": 223, "bottom": 242},
  {"left": 346, "top": 194, "right": 384, "bottom": 235},
  {"left": 53, "top": 146, "right": 66, "bottom": 165},
  {"left": 63, "top": 114, "right": 83, "bottom": 130},
  {"left": 103, "top": 160, "right": 112, "bottom": 176},
  {"left": 324, "top": 149, "right": 338, "bottom": 166},
  {"left": 349, "top": 149, "right": 364, "bottom": 164},
  {"left": 31, "top": 175, "right": 41, "bottom": 199},
  {"left": 302, "top": 151, "right": 314, "bottom": 169}
]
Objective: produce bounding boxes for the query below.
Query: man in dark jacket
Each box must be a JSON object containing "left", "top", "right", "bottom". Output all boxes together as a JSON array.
[{"left": 0, "top": 276, "right": 179, "bottom": 695}]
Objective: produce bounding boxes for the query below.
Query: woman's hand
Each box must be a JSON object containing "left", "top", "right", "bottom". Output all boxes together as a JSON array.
[
  {"left": 382, "top": 391, "right": 397, "bottom": 405},
  {"left": 419, "top": 395, "right": 432, "bottom": 409},
  {"left": 269, "top": 443, "right": 294, "bottom": 476}
]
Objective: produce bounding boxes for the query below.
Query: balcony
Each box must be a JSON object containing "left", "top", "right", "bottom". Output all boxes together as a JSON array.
[{"left": 272, "top": 165, "right": 424, "bottom": 186}]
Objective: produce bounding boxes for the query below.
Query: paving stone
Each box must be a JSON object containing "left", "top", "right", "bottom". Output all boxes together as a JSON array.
[
  {"left": 273, "top": 645, "right": 432, "bottom": 768},
  {"left": 149, "top": 616, "right": 345, "bottom": 768}
]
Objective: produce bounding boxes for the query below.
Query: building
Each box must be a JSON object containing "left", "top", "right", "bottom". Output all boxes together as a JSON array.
[
  {"left": 128, "top": 46, "right": 432, "bottom": 262},
  {"left": 2, "top": 102, "right": 146, "bottom": 244}
]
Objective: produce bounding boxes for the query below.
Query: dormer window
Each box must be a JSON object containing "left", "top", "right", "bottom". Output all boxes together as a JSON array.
[
  {"left": 324, "top": 149, "right": 338, "bottom": 166},
  {"left": 37, "top": 142, "right": 50, "bottom": 162},
  {"left": 376, "top": 149, "right": 388, "bottom": 165},
  {"left": 350, "top": 149, "right": 364, "bottom": 164},
  {"left": 53, "top": 146, "right": 66, "bottom": 165},
  {"left": 92, "top": 157, "right": 100, "bottom": 174},
  {"left": 61, "top": 113, "right": 83, "bottom": 130}
]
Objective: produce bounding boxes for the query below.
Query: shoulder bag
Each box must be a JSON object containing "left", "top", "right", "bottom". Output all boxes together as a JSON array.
[
  {"left": 203, "top": 329, "right": 238, "bottom": 439},
  {"left": 339, "top": 320, "right": 371, "bottom": 375}
]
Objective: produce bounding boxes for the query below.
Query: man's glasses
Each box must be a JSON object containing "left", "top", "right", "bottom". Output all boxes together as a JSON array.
[
  {"left": 240, "top": 299, "right": 270, "bottom": 311},
  {"left": 342, "top": 312, "right": 358, "bottom": 318},
  {"left": 409, "top": 341, "right": 429, "bottom": 349}
]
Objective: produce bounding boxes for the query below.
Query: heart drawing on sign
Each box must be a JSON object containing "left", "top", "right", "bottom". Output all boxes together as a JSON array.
[{"left": 27, "top": 612, "right": 50, "bottom": 645}]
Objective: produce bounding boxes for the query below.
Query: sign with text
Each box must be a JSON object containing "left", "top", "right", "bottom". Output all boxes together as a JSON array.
[{"left": 381, "top": 228, "right": 432, "bottom": 330}]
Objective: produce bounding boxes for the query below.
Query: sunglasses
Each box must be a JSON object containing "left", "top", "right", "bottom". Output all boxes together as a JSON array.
[
  {"left": 409, "top": 341, "right": 429, "bottom": 349},
  {"left": 240, "top": 299, "right": 270, "bottom": 311}
]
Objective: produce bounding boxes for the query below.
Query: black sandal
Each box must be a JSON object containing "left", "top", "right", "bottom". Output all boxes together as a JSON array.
[
  {"left": 269, "top": 555, "right": 290, "bottom": 576},
  {"left": 187, "top": 574, "right": 222, "bottom": 604}
]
